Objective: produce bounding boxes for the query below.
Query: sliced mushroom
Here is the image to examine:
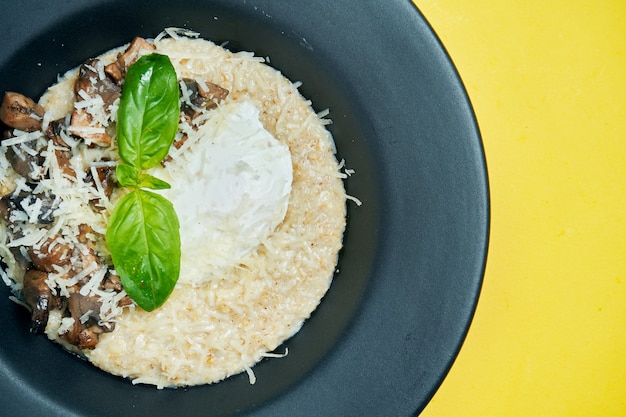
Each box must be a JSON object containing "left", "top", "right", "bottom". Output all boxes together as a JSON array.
[
  {"left": 74, "top": 59, "right": 121, "bottom": 109},
  {"left": 32, "top": 193, "right": 58, "bottom": 224},
  {"left": 0, "top": 198, "right": 9, "bottom": 221},
  {"left": 84, "top": 163, "right": 116, "bottom": 201},
  {"left": 197, "top": 80, "right": 229, "bottom": 109},
  {"left": 4, "top": 142, "right": 45, "bottom": 182},
  {"left": 180, "top": 78, "right": 229, "bottom": 119},
  {"left": 9, "top": 246, "right": 30, "bottom": 272},
  {"left": 0, "top": 92, "right": 45, "bottom": 132},
  {"left": 68, "top": 291, "right": 101, "bottom": 326},
  {"left": 61, "top": 291, "right": 103, "bottom": 349},
  {"left": 28, "top": 235, "right": 72, "bottom": 273},
  {"left": 77, "top": 327, "right": 100, "bottom": 349},
  {"left": 100, "top": 273, "right": 133, "bottom": 308},
  {"left": 45, "top": 118, "right": 76, "bottom": 178},
  {"left": 77, "top": 223, "right": 94, "bottom": 244},
  {"left": 101, "top": 272, "right": 123, "bottom": 292},
  {"left": 75, "top": 224, "right": 100, "bottom": 276},
  {"left": 69, "top": 58, "right": 121, "bottom": 147},
  {"left": 162, "top": 132, "right": 189, "bottom": 165},
  {"left": 45, "top": 118, "right": 68, "bottom": 146},
  {"left": 22, "top": 268, "right": 53, "bottom": 333},
  {"left": 3, "top": 192, "right": 57, "bottom": 225},
  {"left": 69, "top": 110, "right": 110, "bottom": 146},
  {"left": 105, "top": 37, "right": 156, "bottom": 83}
]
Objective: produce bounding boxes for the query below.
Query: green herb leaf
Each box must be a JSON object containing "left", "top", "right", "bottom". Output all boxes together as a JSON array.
[
  {"left": 107, "top": 52, "right": 181, "bottom": 311},
  {"left": 116, "top": 164, "right": 171, "bottom": 190},
  {"left": 115, "top": 164, "right": 141, "bottom": 187},
  {"left": 106, "top": 189, "right": 180, "bottom": 311},
  {"left": 136, "top": 173, "right": 171, "bottom": 190},
  {"left": 117, "top": 53, "right": 180, "bottom": 170}
]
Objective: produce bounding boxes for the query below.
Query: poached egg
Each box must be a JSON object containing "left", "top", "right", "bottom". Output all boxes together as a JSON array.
[{"left": 152, "top": 100, "right": 293, "bottom": 285}]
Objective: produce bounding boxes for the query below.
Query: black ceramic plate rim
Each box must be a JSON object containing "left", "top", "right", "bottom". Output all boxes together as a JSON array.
[{"left": 0, "top": 1, "right": 489, "bottom": 416}]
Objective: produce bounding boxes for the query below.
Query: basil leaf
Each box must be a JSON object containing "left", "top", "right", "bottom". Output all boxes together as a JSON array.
[
  {"left": 137, "top": 173, "right": 171, "bottom": 190},
  {"left": 116, "top": 164, "right": 171, "bottom": 190},
  {"left": 106, "top": 189, "right": 180, "bottom": 312},
  {"left": 117, "top": 54, "right": 180, "bottom": 170},
  {"left": 115, "top": 164, "right": 140, "bottom": 187},
  {"left": 108, "top": 52, "right": 181, "bottom": 311}
]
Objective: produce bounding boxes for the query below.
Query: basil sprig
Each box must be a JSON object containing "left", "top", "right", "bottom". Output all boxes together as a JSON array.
[{"left": 106, "top": 53, "right": 181, "bottom": 312}]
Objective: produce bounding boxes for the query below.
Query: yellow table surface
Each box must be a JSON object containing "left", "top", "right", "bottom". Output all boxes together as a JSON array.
[{"left": 412, "top": 1, "right": 626, "bottom": 416}]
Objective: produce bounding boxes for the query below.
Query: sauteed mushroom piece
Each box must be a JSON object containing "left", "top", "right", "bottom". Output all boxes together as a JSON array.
[
  {"left": 22, "top": 268, "right": 55, "bottom": 333},
  {"left": 85, "top": 163, "right": 116, "bottom": 201},
  {"left": 69, "top": 59, "right": 120, "bottom": 147},
  {"left": 180, "top": 78, "right": 229, "bottom": 119},
  {"left": 0, "top": 92, "right": 45, "bottom": 132},
  {"left": 2, "top": 127, "right": 46, "bottom": 183},
  {"left": 4, "top": 143, "right": 45, "bottom": 182},
  {"left": 1, "top": 192, "right": 57, "bottom": 226},
  {"left": 61, "top": 291, "right": 103, "bottom": 349},
  {"left": 28, "top": 235, "right": 72, "bottom": 273},
  {"left": 105, "top": 36, "right": 156, "bottom": 83},
  {"left": 45, "top": 118, "right": 77, "bottom": 179}
]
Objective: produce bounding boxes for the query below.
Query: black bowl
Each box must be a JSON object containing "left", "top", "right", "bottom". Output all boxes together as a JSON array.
[{"left": 0, "top": 1, "right": 489, "bottom": 416}]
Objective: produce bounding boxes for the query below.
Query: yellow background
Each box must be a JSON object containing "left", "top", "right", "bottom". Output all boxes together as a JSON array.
[{"left": 414, "top": 1, "right": 626, "bottom": 416}]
